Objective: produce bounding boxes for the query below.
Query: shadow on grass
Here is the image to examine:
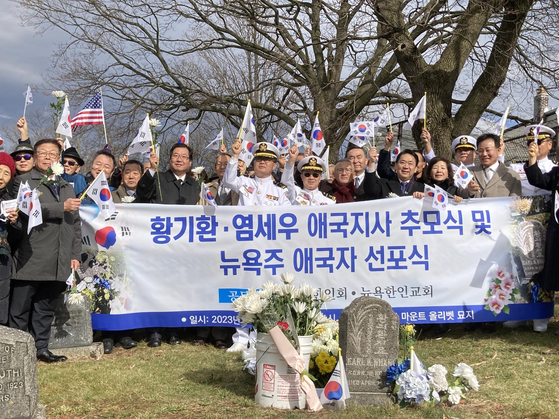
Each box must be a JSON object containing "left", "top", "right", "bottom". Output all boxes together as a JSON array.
[
  {"left": 182, "top": 365, "right": 256, "bottom": 399},
  {"left": 415, "top": 321, "right": 559, "bottom": 351}
]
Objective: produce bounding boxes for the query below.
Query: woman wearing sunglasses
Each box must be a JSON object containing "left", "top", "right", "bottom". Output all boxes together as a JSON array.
[
  {"left": 282, "top": 144, "right": 335, "bottom": 205},
  {"left": 10, "top": 144, "right": 35, "bottom": 176}
]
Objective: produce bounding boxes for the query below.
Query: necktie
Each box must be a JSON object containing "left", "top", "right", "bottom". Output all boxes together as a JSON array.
[
  {"left": 48, "top": 184, "right": 60, "bottom": 201},
  {"left": 484, "top": 168, "right": 492, "bottom": 184},
  {"left": 355, "top": 177, "right": 361, "bottom": 189},
  {"left": 176, "top": 179, "right": 184, "bottom": 187},
  {"left": 400, "top": 182, "right": 407, "bottom": 194}
]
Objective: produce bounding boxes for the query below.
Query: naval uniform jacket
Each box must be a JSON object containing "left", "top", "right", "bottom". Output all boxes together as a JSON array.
[{"left": 223, "top": 158, "right": 291, "bottom": 206}]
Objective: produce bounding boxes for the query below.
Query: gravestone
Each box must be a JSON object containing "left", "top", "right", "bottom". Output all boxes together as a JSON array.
[
  {"left": 339, "top": 296, "right": 399, "bottom": 406},
  {"left": 515, "top": 220, "right": 547, "bottom": 280},
  {"left": 0, "top": 325, "right": 46, "bottom": 419},
  {"left": 49, "top": 294, "right": 93, "bottom": 349}
]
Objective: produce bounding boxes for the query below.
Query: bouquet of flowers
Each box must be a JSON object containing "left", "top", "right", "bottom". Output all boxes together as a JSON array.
[
  {"left": 484, "top": 267, "right": 520, "bottom": 315},
  {"left": 309, "top": 319, "right": 339, "bottom": 388},
  {"left": 231, "top": 272, "right": 332, "bottom": 346},
  {"left": 67, "top": 251, "right": 133, "bottom": 314},
  {"left": 387, "top": 355, "right": 479, "bottom": 406}
]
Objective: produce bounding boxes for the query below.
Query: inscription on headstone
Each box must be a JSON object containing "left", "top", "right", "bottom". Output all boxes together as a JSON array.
[
  {"left": 515, "top": 219, "right": 546, "bottom": 280},
  {"left": 0, "top": 325, "right": 43, "bottom": 418},
  {"left": 339, "top": 296, "right": 399, "bottom": 406}
]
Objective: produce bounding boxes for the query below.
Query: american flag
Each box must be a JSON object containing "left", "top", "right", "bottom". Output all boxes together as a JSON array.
[{"left": 71, "top": 92, "right": 104, "bottom": 130}]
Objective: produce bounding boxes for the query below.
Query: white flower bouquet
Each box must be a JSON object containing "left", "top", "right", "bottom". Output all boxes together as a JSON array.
[
  {"left": 232, "top": 273, "right": 332, "bottom": 340},
  {"left": 388, "top": 358, "right": 479, "bottom": 407}
]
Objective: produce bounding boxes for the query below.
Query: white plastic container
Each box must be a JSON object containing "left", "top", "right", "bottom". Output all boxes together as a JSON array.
[{"left": 254, "top": 332, "right": 312, "bottom": 409}]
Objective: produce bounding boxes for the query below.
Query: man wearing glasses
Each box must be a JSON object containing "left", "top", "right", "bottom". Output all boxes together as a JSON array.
[
  {"left": 10, "top": 139, "right": 82, "bottom": 363},
  {"left": 136, "top": 143, "right": 198, "bottom": 347},
  {"left": 137, "top": 143, "right": 198, "bottom": 205},
  {"left": 281, "top": 144, "right": 335, "bottom": 205}
]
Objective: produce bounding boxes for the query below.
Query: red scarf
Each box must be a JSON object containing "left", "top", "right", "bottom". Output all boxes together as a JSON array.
[{"left": 332, "top": 180, "right": 355, "bottom": 203}]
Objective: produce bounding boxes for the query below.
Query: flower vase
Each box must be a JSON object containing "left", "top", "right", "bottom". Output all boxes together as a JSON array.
[{"left": 254, "top": 332, "right": 313, "bottom": 409}]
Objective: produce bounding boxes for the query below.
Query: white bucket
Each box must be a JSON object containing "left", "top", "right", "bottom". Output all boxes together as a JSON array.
[{"left": 254, "top": 332, "right": 312, "bottom": 409}]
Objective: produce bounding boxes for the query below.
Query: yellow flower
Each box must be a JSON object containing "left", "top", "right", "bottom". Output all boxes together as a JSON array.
[
  {"left": 404, "top": 325, "right": 414, "bottom": 333},
  {"left": 315, "top": 352, "right": 337, "bottom": 374},
  {"left": 309, "top": 359, "right": 315, "bottom": 369}
]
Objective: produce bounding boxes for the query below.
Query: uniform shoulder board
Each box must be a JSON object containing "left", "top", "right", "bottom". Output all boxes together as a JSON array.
[
  {"left": 276, "top": 182, "right": 288, "bottom": 189},
  {"left": 248, "top": 174, "right": 255, "bottom": 179},
  {"left": 322, "top": 190, "right": 335, "bottom": 200}
]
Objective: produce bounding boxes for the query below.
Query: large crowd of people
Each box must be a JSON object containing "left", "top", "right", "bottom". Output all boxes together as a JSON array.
[{"left": 0, "top": 115, "right": 557, "bottom": 362}]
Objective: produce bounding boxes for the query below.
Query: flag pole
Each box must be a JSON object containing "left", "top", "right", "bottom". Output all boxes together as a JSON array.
[
  {"left": 387, "top": 103, "right": 392, "bottom": 133},
  {"left": 147, "top": 112, "right": 163, "bottom": 202},
  {"left": 221, "top": 128, "right": 224, "bottom": 146},
  {"left": 23, "top": 85, "right": 29, "bottom": 118},
  {"left": 100, "top": 87, "right": 109, "bottom": 145},
  {"left": 338, "top": 348, "right": 345, "bottom": 398},
  {"left": 423, "top": 92, "right": 427, "bottom": 130},
  {"left": 186, "top": 121, "right": 190, "bottom": 146}
]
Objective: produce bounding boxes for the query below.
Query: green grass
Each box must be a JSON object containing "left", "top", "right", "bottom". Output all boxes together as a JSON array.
[{"left": 38, "top": 321, "right": 559, "bottom": 419}]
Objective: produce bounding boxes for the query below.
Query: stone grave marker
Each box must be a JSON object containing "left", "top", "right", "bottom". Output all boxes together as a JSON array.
[
  {"left": 49, "top": 294, "right": 93, "bottom": 349},
  {"left": 0, "top": 325, "right": 45, "bottom": 418},
  {"left": 339, "top": 296, "right": 399, "bottom": 406}
]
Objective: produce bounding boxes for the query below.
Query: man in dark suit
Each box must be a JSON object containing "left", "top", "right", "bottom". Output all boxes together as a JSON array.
[
  {"left": 136, "top": 143, "right": 198, "bottom": 347},
  {"left": 346, "top": 144, "right": 368, "bottom": 199},
  {"left": 364, "top": 149, "right": 425, "bottom": 199},
  {"left": 10, "top": 139, "right": 82, "bottom": 363},
  {"left": 469, "top": 134, "right": 522, "bottom": 197},
  {"left": 137, "top": 143, "right": 198, "bottom": 205}
]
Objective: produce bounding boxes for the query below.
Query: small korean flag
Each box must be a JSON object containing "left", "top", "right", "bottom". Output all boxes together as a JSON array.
[
  {"left": 432, "top": 184, "right": 448, "bottom": 211},
  {"left": 201, "top": 183, "right": 217, "bottom": 208},
  {"left": 390, "top": 140, "right": 401, "bottom": 163},
  {"left": 453, "top": 162, "right": 473, "bottom": 188}
]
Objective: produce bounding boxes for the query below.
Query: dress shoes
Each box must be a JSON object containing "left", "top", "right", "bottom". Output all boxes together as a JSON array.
[
  {"left": 168, "top": 335, "right": 182, "bottom": 345},
  {"left": 37, "top": 350, "right": 68, "bottom": 363},
  {"left": 148, "top": 337, "right": 162, "bottom": 347},
  {"left": 117, "top": 337, "right": 138, "bottom": 350},
  {"left": 103, "top": 340, "right": 114, "bottom": 354}
]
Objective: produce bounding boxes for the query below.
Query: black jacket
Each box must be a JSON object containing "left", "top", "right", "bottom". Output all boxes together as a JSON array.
[
  {"left": 136, "top": 170, "right": 198, "bottom": 205},
  {"left": 363, "top": 170, "right": 424, "bottom": 200}
]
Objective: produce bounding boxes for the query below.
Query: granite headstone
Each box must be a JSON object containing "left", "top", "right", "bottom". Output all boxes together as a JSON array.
[
  {"left": 339, "top": 296, "right": 399, "bottom": 406},
  {"left": 0, "top": 325, "right": 45, "bottom": 418},
  {"left": 49, "top": 294, "right": 93, "bottom": 349}
]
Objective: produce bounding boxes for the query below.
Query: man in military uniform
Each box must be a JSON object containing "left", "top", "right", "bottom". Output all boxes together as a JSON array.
[
  {"left": 505, "top": 124, "right": 557, "bottom": 333},
  {"left": 281, "top": 144, "right": 335, "bottom": 205},
  {"left": 223, "top": 139, "right": 291, "bottom": 352},
  {"left": 509, "top": 125, "right": 556, "bottom": 197},
  {"left": 223, "top": 140, "right": 291, "bottom": 207},
  {"left": 450, "top": 135, "right": 477, "bottom": 173}
]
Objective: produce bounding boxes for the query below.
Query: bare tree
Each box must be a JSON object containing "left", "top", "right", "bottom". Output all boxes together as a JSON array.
[{"left": 16, "top": 0, "right": 559, "bottom": 159}]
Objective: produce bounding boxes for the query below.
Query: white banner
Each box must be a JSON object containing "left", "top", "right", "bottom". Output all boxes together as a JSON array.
[{"left": 78, "top": 196, "right": 553, "bottom": 330}]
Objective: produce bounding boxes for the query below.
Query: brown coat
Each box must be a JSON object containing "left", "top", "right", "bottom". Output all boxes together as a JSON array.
[{"left": 471, "top": 162, "right": 522, "bottom": 197}]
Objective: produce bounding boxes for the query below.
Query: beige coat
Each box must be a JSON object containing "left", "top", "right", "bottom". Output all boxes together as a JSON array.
[{"left": 470, "top": 162, "right": 522, "bottom": 197}]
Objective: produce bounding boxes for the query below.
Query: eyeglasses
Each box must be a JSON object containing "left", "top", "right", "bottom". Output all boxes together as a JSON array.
[
  {"left": 303, "top": 172, "right": 321, "bottom": 178},
  {"left": 527, "top": 139, "right": 550, "bottom": 146},
  {"left": 171, "top": 154, "right": 190, "bottom": 160},
  {"left": 36, "top": 151, "right": 60, "bottom": 159},
  {"left": 63, "top": 159, "right": 77, "bottom": 167},
  {"left": 14, "top": 154, "right": 32, "bottom": 161}
]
